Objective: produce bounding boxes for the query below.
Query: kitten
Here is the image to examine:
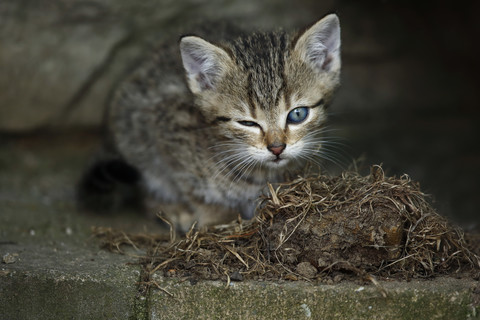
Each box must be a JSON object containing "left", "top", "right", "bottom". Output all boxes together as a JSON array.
[{"left": 79, "top": 14, "right": 341, "bottom": 231}]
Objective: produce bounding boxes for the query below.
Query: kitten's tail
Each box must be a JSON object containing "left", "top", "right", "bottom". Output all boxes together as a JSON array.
[{"left": 76, "top": 156, "right": 144, "bottom": 212}]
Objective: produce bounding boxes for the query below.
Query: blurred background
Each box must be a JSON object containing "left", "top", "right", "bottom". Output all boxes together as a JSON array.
[{"left": 1, "top": 0, "right": 478, "bottom": 227}]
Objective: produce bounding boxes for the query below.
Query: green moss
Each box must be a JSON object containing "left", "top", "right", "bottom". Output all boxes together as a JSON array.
[{"left": 130, "top": 293, "right": 149, "bottom": 320}]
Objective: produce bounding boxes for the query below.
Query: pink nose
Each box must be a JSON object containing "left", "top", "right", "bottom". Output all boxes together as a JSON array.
[{"left": 267, "top": 143, "right": 286, "bottom": 156}]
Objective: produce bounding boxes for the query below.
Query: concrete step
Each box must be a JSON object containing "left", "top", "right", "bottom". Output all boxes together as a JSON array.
[
  {"left": 1, "top": 242, "right": 144, "bottom": 320},
  {"left": 2, "top": 248, "right": 478, "bottom": 320},
  {"left": 150, "top": 275, "right": 477, "bottom": 320}
]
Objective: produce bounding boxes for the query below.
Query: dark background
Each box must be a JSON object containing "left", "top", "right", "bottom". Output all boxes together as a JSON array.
[
  {"left": 329, "top": 1, "right": 480, "bottom": 227},
  {"left": 1, "top": 0, "right": 478, "bottom": 227}
]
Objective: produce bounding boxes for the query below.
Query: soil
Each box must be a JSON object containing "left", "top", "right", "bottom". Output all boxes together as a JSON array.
[{"left": 94, "top": 165, "right": 480, "bottom": 284}]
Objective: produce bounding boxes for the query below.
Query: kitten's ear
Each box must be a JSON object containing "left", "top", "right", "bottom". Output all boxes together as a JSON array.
[
  {"left": 180, "top": 36, "right": 233, "bottom": 94},
  {"left": 294, "top": 14, "right": 341, "bottom": 73}
]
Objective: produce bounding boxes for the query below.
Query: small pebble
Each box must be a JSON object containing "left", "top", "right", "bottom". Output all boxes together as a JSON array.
[
  {"left": 317, "top": 257, "right": 328, "bottom": 268},
  {"left": 333, "top": 274, "right": 343, "bottom": 282},
  {"left": 230, "top": 271, "right": 244, "bottom": 281},
  {"left": 296, "top": 262, "right": 317, "bottom": 279},
  {"left": 2, "top": 253, "right": 18, "bottom": 264}
]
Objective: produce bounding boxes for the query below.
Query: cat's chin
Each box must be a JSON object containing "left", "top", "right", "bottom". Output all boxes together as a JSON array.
[{"left": 265, "top": 158, "right": 289, "bottom": 169}]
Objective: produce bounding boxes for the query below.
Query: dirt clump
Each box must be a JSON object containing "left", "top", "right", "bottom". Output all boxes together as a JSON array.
[{"left": 93, "top": 165, "right": 480, "bottom": 282}]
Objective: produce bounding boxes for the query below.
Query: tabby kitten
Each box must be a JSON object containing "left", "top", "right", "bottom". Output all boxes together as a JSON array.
[{"left": 83, "top": 14, "right": 341, "bottom": 231}]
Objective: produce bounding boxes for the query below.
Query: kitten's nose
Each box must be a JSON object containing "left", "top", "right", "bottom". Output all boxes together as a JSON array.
[{"left": 267, "top": 143, "right": 286, "bottom": 156}]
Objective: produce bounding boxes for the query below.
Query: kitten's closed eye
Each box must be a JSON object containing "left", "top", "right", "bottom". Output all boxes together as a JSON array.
[{"left": 238, "top": 120, "right": 260, "bottom": 127}]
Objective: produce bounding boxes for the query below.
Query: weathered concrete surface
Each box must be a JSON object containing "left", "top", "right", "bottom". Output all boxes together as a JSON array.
[
  {"left": 1, "top": 243, "right": 142, "bottom": 320},
  {"left": 150, "top": 276, "right": 478, "bottom": 320}
]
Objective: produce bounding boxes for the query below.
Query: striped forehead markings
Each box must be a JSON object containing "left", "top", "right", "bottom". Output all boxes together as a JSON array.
[
  {"left": 232, "top": 32, "right": 289, "bottom": 112},
  {"left": 246, "top": 73, "right": 257, "bottom": 118}
]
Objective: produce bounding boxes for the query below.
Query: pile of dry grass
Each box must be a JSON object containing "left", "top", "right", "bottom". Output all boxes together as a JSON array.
[{"left": 93, "top": 166, "right": 479, "bottom": 282}]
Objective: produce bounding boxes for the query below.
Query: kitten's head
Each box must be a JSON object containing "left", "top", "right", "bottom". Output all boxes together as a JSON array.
[{"left": 179, "top": 14, "right": 341, "bottom": 172}]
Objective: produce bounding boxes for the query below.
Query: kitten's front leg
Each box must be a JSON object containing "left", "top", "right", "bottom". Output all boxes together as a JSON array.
[
  {"left": 143, "top": 195, "right": 192, "bottom": 232},
  {"left": 145, "top": 196, "right": 238, "bottom": 232},
  {"left": 238, "top": 200, "right": 260, "bottom": 220},
  {"left": 189, "top": 201, "right": 239, "bottom": 230}
]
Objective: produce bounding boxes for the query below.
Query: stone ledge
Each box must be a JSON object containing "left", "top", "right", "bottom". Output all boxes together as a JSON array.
[
  {"left": 2, "top": 249, "right": 478, "bottom": 320},
  {"left": 0, "top": 242, "right": 144, "bottom": 320},
  {"left": 150, "top": 275, "right": 478, "bottom": 320}
]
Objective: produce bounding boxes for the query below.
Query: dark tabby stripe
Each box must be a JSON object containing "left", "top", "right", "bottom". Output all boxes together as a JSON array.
[{"left": 214, "top": 116, "right": 231, "bottom": 123}]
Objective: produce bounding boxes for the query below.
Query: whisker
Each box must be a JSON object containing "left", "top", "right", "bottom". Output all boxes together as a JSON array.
[
  {"left": 223, "top": 154, "right": 252, "bottom": 179},
  {"left": 297, "top": 153, "right": 326, "bottom": 171},
  {"left": 210, "top": 152, "right": 249, "bottom": 181},
  {"left": 215, "top": 158, "right": 248, "bottom": 180},
  {"left": 303, "top": 140, "right": 347, "bottom": 148},
  {"left": 208, "top": 142, "right": 241, "bottom": 150},
  {"left": 229, "top": 157, "right": 255, "bottom": 185},
  {"left": 232, "top": 159, "right": 256, "bottom": 185},
  {"left": 317, "top": 150, "right": 347, "bottom": 169}
]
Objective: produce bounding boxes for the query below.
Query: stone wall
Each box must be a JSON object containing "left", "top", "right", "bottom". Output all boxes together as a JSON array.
[{"left": 0, "top": 0, "right": 333, "bottom": 130}]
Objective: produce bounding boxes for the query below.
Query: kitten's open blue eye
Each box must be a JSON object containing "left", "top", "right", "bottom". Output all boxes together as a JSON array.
[
  {"left": 238, "top": 121, "right": 258, "bottom": 127},
  {"left": 287, "top": 107, "right": 309, "bottom": 124}
]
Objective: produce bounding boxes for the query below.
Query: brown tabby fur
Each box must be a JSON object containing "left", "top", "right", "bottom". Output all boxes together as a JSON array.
[{"left": 105, "top": 14, "right": 341, "bottom": 230}]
